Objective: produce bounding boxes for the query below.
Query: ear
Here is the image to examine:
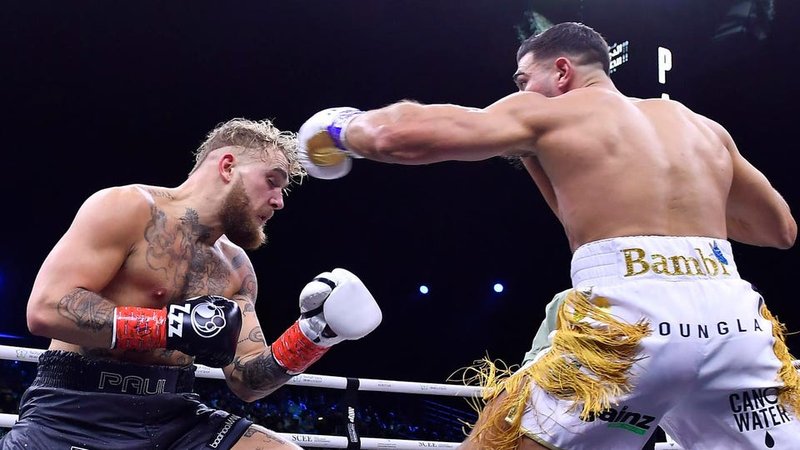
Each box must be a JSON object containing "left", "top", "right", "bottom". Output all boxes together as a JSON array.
[
  {"left": 218, "top": 153, "right": 236, "bottom": 183},
  {"left": 554, "top": 57, "right": 573, "bottom": 90}
]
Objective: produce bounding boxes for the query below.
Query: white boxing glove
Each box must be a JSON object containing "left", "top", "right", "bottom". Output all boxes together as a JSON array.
[
  {"left": 297, "top": 107, "right": 365, "bottom": 180},
  {"left": 270, "top": 268, "right": 382, "bottom": 374}
]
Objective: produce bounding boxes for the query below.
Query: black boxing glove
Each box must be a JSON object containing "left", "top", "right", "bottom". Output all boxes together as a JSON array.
[{"left": 112, "top": 295, "right": 242, "bottom": 368}]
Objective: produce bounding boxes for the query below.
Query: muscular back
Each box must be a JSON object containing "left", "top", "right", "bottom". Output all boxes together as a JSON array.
[
  {"left": 40, "top": 185, "right": 252, "bottom": 366},
  {"left": 524, "top": 90, "right": 733, "bottom": 251}
]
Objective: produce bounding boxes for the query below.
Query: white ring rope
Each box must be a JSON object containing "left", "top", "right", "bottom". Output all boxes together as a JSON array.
[
  {"left": 0, "top": 345, "right": 482, "bottom": 397},
  {"left": 0, "top": 344, "right": 478, "bottom": 448},
  {"left": 2, "top": 345, "right": 798, "bottom": 449}
]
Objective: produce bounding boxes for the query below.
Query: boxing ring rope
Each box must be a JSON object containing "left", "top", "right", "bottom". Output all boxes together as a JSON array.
[
  {"left": 2, "top": 344, "right": 798, "bottom": 449},
  {"left": 0, "top": 344, "right": 478, "bottom": 449}
]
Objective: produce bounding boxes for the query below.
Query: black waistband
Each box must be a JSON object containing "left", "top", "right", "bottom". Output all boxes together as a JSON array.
[{"left": 32, "top": 350, "right": 196, "bottom": 395}]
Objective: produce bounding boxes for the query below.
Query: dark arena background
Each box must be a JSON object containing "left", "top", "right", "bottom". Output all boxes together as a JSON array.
[{"left": 1, "top": 1, "right": 798, "bottom": 449}]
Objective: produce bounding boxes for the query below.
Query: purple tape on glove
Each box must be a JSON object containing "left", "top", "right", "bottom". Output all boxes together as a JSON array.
[{"left": 326, "top": 109, "right": 363, "bottom": 151}]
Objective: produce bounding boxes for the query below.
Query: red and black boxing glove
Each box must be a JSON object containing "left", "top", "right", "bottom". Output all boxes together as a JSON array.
[{"left": 112, "top": 295, "right": 242, "bottom": 368}]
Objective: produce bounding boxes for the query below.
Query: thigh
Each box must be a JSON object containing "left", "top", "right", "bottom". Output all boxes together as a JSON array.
[{"left": 231, "top": 424, "right": 302, "bottom": 450}]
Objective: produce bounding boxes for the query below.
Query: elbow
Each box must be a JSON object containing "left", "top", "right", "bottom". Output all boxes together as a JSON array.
[
  {"left": 775, "top": 220, "right": 797, "bottom": 249},
  {"left": 225, "top": 375, "right": 271, "bottom": 403},
  {"left": 226, "top": 381, "right": 262, "bottom": 403},
  {"left": 26, "top": 298, "right": 54, "bottom": 337},
  {"left": 234, "top": 389, "right": 264, "bottom": 404}
]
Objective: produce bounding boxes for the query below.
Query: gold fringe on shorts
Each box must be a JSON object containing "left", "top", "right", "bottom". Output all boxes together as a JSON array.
[
  {"left": 760, "top": 303, "right": 800, "bottom": 416},
  {"left": 459, "top": 289, "right": 651, "bottom": 450}
]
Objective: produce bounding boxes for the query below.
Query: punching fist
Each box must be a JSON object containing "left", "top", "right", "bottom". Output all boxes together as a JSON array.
[
  {"left": 297, "top": 107, "right": 364, "bottom": 179},
  {"left": 113, "top": 295, "right": 242, "bottom": 368},
  {"left": 271, "top": 268, "right": 382, "bottom": 374}
]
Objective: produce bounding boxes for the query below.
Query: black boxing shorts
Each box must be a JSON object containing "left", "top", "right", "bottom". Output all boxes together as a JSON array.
[{"left": 0, "top": 351, "right": 252, "bottom": 450}]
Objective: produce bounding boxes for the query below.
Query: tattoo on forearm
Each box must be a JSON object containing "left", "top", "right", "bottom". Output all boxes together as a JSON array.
[
  {"left": 235, "top": 352, "right": 293, "bottom": 392},
  {"left": 57, "top": 288, "right": 114, "bottom": 332}
]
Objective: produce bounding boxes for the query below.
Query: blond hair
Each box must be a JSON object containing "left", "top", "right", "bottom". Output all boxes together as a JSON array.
[{"left": 191, "top": 118, "right": 306, "bottom": 183}]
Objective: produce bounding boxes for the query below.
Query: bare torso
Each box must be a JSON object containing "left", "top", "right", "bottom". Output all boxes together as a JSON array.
[
  {"left": 522, "top": 90, "right": 732, "bottom": 252},
  {"left": 49, "top": 185, "right": 249, "bottom": 366}
]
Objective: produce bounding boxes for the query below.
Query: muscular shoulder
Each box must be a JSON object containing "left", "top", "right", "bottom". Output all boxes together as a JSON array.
[
  {"left": 66, "top": 185, "right": 160, "bottom": 252},
  {"left": 79, "top": 185, "right": 155, "bottom": 228}
]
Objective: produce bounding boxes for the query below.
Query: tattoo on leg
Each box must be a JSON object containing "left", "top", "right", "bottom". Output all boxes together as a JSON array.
[
  {"left": 57, "top": 288, "right": 114, "bottom": 331},
  {"left": 242, "top": 425, "right": 280, "bottom": 443}
]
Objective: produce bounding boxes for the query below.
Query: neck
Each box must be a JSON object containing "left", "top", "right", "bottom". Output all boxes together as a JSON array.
[
  {"left": 580, "top": 72, "right": 618, "bottom": 93},
  {"left": 169, "top": 175, "right": 226, "bottom": 244}
]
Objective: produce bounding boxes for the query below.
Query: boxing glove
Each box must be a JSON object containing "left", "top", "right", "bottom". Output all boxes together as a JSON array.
[
  {"left": 297, "top": 107, "right": 364, "bottom": 179},
  {"left": 112, "top": 295, "right": 242, "bottom": 368},
  {"left": 271, "top": 268, "right": 382, "bottom": 374}
]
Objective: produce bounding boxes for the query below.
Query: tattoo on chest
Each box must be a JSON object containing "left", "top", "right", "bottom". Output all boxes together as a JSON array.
[
  {"left": 144, "top": 206, "right": 231, "bottom": 299},
  {"left": 57, "top": 288, "right": 114, "bottom": 332}
]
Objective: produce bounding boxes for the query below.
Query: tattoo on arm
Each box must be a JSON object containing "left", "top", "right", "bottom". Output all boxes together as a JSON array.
[
  {"left": 238, "top": 326, "right": 264, "bottom": 345},
  {"left": 239, "top": 273, "right": 257, "bottom": 304},
  {"left": 57, "top": 288, "right": 115, "bottom": 332},
  {"left": 233, "top": 352, "right": 293, "bottom": 393}
]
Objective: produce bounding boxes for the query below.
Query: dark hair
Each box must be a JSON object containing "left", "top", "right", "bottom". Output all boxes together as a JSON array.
[{"left": 516, "top": 22, "right": 610, "bottom": 75}]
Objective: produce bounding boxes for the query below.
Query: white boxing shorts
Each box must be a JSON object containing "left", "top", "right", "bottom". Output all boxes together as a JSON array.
[{"left": 518, "top": 236, "right": 800, "bottom": 450}]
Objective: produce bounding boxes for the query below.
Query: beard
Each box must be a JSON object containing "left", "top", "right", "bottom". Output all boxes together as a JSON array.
[{"left": 220, "top": 179, "right": 267, "bottom": 250}]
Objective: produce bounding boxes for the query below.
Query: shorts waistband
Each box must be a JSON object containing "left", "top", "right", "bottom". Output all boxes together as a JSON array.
[
  {"left": 32, "top": 350, "right": 196, "bottom": 395},
  {"left": 571, "top": 236, "right": 740, "bottom": 287}
]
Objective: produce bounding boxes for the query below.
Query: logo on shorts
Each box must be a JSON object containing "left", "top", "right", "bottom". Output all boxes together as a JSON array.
[
  {"left": 98, "top": 371, "right": 166, "bottom": 395},
  {"left": 728, "top": 388, "right": 792, "bottom": 448},
  {"left": 581, "top": 405, "right": 655, "bottom": 435},
  {"left": 621, "top": 247, "right": 731, "bottom": 278},
  {"left": 208, "top": 414, "right": 240, "bottom": 449}
]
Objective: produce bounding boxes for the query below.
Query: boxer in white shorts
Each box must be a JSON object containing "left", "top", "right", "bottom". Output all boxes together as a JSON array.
[
  {"left": 292, "top": 20, "right": 798, "bottom": 450},
  {"left": 513, "top": 236, "right": 799, "bottom": 449}
]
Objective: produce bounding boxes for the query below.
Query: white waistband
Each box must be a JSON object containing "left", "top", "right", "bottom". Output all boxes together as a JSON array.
[{"left": 570, "top": 236, "right": 740, "bottom": 288}]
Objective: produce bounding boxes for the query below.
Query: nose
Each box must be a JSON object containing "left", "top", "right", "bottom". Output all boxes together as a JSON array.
[{"left": 269, "top": 191, "right": 284, "bottom": 210}]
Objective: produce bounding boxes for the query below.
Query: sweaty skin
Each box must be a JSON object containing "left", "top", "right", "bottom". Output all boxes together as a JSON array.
[{"left": 343, "top": 52, "right": 795, "bottom": 252}]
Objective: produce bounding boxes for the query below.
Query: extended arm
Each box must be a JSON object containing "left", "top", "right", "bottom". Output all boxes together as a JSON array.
[
  {"left": 345, "top": 96, "right": 537, "bottom": 164},
  {"left": 295, "top": 93, "right": 550, "bottom": 179}
]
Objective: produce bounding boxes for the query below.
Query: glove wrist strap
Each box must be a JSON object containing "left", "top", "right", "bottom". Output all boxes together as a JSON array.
[
  {"left": 326, "top": 109, "right": 364, "bottom": 156},
  {"left": 271, "top": 321, "right": 330, "bottom": 374},
  {"left": 112, "top": 306, "right": 167, "bottom": 350}
]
